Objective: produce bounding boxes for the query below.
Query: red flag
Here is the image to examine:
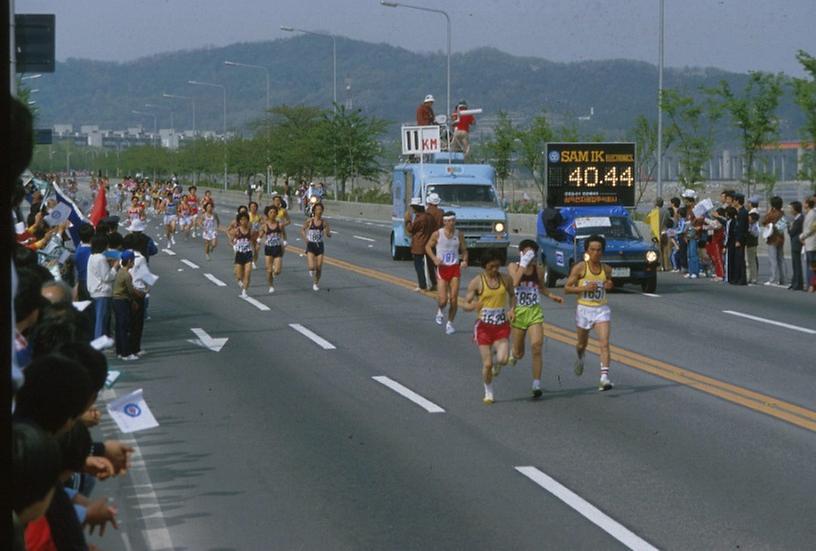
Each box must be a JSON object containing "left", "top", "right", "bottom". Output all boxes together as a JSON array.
[{"left": 89, "top": 183, "right": 107, "bottom": 227}]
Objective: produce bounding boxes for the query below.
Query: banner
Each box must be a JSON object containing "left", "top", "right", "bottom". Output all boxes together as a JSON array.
[
  {"left": 107, "top": 388, "right": 159, "bottom": 433},
  {"left": 51, "top": 182, "right": 90, "bottom": 246},
  {"left": 89, "top": 183, "right": 107, "bottom": 227},
  {"left": 646, "top": 208, "right": 660, "bottom": 240}
]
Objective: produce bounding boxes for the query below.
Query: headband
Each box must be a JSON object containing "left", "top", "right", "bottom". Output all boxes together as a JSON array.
[{"left": 443, "top": 215, "right": 456, "bottom": 221}]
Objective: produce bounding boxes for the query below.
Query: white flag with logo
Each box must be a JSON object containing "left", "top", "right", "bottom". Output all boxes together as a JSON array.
[
  {"left": 107, "top": 388, "right": 159, "bottom": 433},
  {"left": 44, "top": 202, "right": 73, "bottom": 226}
]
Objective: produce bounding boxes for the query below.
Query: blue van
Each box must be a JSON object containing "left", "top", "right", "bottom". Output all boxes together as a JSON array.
[
  {"left": 391, "top": 152, "right": 510, "bottom": 262},
  {"left": 536, "top": 205, "right": 659, "bottom": 292}
]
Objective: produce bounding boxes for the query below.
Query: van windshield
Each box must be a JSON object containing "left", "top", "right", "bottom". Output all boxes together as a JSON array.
[{"left": 425, "top": 184, "right": 499, "bottom": 208}]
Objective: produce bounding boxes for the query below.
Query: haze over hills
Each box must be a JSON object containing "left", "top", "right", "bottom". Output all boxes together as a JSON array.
[{"left": 29, "top": 35, "right": 807, "bottom": 142}]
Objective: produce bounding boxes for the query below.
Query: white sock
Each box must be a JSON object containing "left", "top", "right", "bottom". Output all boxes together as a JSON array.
[
  {"left": 532, "top": 379, "right": 541, "bottom": 390},
  {"left": 484, "top": 382, "right": 493, "bottom": 395}
]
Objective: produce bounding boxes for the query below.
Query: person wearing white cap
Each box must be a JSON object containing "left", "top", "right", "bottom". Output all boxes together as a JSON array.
[
  {"left": 416, "top": 94, "right": 436, "bottom": 126},
  {"left": 425, "top": 193, "right": 443, "bottom": 289},
  {"left": 404, "top": 198, "right": 435, "bottom": 291}
]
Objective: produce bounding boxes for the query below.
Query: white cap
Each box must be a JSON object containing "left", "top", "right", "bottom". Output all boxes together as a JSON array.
[
  {"left": 424, "top": 94, "right": 435, "bottom": 103},
  {"left": 427, "top": 193, "right": 441, "bottom": 205},
  {"left": 410, "top": 197, "right": 423, "bottom": 206},
  {"left": 130, "top": 219, "right": 146, "bottom": 232},
  {"left": 681, "top": 189, "right": 697, "bottom": 199}
]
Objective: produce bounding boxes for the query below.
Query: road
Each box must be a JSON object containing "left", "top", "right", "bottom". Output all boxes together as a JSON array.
[{"left": 89, "top": 194, "right": 816, "bottom": 551}]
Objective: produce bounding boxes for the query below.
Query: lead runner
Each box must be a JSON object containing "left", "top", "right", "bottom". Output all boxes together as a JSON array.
[{"left": 563, "top": 234, "right": 614, "bottom": 391}]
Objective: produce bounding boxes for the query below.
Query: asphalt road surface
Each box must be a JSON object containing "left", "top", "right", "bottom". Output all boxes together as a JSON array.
[{"left": 88, "top": 192, "right": 815, "bottom": 551}]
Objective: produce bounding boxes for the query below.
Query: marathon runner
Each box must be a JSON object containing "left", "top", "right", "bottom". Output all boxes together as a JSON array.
[
  {"left": 300, "top": 202, "right": 331, "bottom": 292},
  {"left": 183, "top": 186, "right": 200, "bottom": 238},
  {"left": 201, "top": 202, "right": 220, "bottom": 261},
  {"left": 564, "top": 234, "right": 615, "bottom": 391},
  {"left": 462, "top": 249, "right": 515, "bottom": 404},
  {"left": 425, "top": 211, "right": 468, "bottom": 335},
  {"left": 505, "top": 240, "right": 564, "bottom": 398},
  {"left": 127, "top": 195, "right": 144, "bottom": 227},
  {"left": 248, "top": 201, "right": 262, "bottom": 269},
  {"left": 162, "top": 190, "right": 179, "bottom": 247},
  {"left": 229, "top": 211, "right": 255, "bottom": 298},
  {"left": 259, "top": 205, "right": 286, "bottom": 293}
]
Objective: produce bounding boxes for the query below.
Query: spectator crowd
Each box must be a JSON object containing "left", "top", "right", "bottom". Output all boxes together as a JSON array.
[{"left": 654, "top": 189, "right": 816, "bottom": 292}]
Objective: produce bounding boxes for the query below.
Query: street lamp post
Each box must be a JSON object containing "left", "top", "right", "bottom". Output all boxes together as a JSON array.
[
  {"left": 163, "top": 93, "right": 196, "bottom": 135},
  {"left": 188, "top": 80, "right": 228, "bottom": 191},
  {"left": 224, "top": 60, "right": 273, "bottom": 193},
  {"left": 280, "top": 26, "right": 336, "bottom": 110},
  {"left": 657, "top": 0, "right": 665, "bottom": 199},
  {"left": 131, "top": 110, "right": 158, "bottom": 144},
  {"left": 145, "top": 103, "right": 174, "bottom": 132},
  {"left": 381, "top": 1, "right": 451, "bottom": 125}
]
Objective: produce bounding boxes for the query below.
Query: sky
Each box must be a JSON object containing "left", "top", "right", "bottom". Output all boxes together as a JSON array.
[{"left": 16, "top": 0, "right": 816, "bottom": 76}]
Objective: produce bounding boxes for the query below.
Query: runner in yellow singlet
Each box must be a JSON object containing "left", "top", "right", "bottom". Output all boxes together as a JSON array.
[
  {"left": 463, "top": 250, "right": 515, "bottom": 404},
  {"left": 564, "top": 234, "right": 614, "bottom": 391}
]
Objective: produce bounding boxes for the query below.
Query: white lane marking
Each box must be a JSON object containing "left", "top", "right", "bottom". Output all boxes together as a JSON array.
[
  {"left": 180, "top": 259, "right": 200, "bottom": 269},
  {"left": 241, "top": 295, "right": 271, "bottom": 311},
  {"left": 189, "top": 328, "right": 228, "bottom": 352},
  {"left": 162, "top": 248, "right": 176, "bottom": 256},
  {"left": 353, "top": 235, "right": 376, "bottom": 242},
  {"left": 722, "top": 310, "right": 816, "bottom": 335},
  {"left": 372, "top": 376, "right": 445, "bottom": 413},
  {"left": 515, "top": 467, "right": 658, "bottom": 551},
  {"left": 289, "top": 323, "right": 336, "bottom": 350},
  {"left": 641, "top": 293, "right": 661, "bottom": 298},
  {"left": 203, "top": 273, "right": 227, "bottom": 287},
  {"left": 100, "top": 389, "right": 174, "bottom": 551}
]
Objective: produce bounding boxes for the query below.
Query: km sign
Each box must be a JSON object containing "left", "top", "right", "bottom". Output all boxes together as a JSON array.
[{"left": 401, "top": 125, "right": 441, "bottom": 155}]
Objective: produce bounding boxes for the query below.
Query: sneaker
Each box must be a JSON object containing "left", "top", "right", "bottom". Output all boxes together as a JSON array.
[
  {"left": 435, "top": 311, "right": 445, "bottom": 325},
  {"left": 136, "top": 350, "right": 146, "bottom": 357},
  {"left": 574, "top": 355, "right": 585, "bottom": 377},
  {"left": 413, "top": 286, "right": 422, "bottom": 292},
  {"left": 252, "top": 262, "right": 257, "bottom": 270},
  {"left": 124, "top": 354, "right": 139, "bottom": 361},
  {"left": 483, "top": 392, "right": 494, "bottom": 405},
  {"left": 599, "top": 375, "right": 614, "bottom": 392},
  {"left": 683, "top": 273, "right": 691, "bottom": 279},
  {"left": 268, "top": 286, "right": 275, "bottom": 294},
  {"left": 690, "top": 274, "right": 698, "bottom": 279},
  {"left": 240, "top": 290, "right": 248, "bottom": 298},
  {"left": 532, "top": 387, "right": 543, "bottom": 399},
  {"left": 171, "top": 236, "right": 176, "bottom": 245},
  {"left": 313, "top": 284, "right": 320, "bottom": 292},
  {"left": 445, "top": 321, "right": 455, "bottom": 335},
  {"left": 763, "top": 281, "right": 774, "bottom": 286}
]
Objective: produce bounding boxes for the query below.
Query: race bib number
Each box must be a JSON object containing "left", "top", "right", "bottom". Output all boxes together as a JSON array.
[
  {"left": 516, "top": 287, "right": 539, "bottom": 307},
  {"left": 480, "top": 307, "right": 507, "bottom": 325},
  {"left": 442, "top": 251, "right": 458, "bottom": 265},
  {"left": 307, "top": 229, "right": 323, "bottom": 243},
  {"left": 266, "top": 234, "right": 281, "bottom": 247},
  {"left": 582, "top": 282, "right": 605, "bottom": 302},
  {"left": 235, "top": 238, "right": 251, "bottom": 253}
]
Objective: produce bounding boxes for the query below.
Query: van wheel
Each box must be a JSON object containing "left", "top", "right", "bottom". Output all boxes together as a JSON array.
[
  {"left": 542, "top": 262, "right": 557, "bottom": 288},
  {"left": 641, "top": 275, "right": 657, "bottom": 293}
]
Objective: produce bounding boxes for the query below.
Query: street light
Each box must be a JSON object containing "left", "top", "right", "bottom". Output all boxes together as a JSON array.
[
  {"left": 381, "top": 1, "right": 451, "bottom": 123},
  {"left": 224, "top": 60, "right": 273, "bottom": 194},
  {"left": 656, "top": 0, "right": 665, "bottom": 199},
  {"left": 188, "top": 80, "right": 228, "bottom": 190},
  {"left": 280, "top": 26, "right": 337, "bottom": 111},
  {"left": 163, "top": 93, "right": 196, "bottom": 135},
  {"left": 131, "top": 109, "right": 158, "bottom": 143},
  {"left": 145, "top": 103, "right": 174, "bottom": 131}
]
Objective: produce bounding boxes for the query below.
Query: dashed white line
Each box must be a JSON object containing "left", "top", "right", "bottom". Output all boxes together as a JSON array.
[
  {"left": 372, "top": 376, "right": 445, "bottom": 413},
  {"left": 722, "top": 310, "right": 816, "bottom": 335},
  {"left": 353, "top": 235, "right": 376, "bottom": 242},
  {"left": 641, "top": 293, "right": 661, "bottom": 298},
  {"left": 515, "top": 466, "right": 658, "bottom": 551},
  {"left": 162, "top": 248, "right": 176, "bottom": 256},
  {"left": 289, "top": 323, "right": 336, "bottom": 350},
  {"left": 241, "top": 295, "right": 271, "bottom": 311},
  {"left": 203, "top": 273, "right": 227, "bottom": 287},
  {"left": 180, "top": 259, "right": 200, "bottom": 269}
]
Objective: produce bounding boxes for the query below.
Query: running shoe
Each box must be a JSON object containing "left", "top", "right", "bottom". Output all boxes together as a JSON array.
[
  {"left": 313, "top": 284, "right": 320, "bottom": 292},
  {"left": 240, "top": 290, "right": 248, "bottom": 298},
  {"left": 445, "top": 321, "right": 455, "bottom": 335},
  {"left": 252, "top": 262, "right": 257, "bottom": 270},
  {"left": 483, "top": 392, "right": 494, "bottom": 405},
  {"left": 435, "top": 311, "right": 445, "bottom": 325},
  {"left": 171, "top": 236, "right": 176, "bottom": 245},
  {"left": 136, "top": 350, "right": 146, "bottom": 357},
  {"left": 268, "top": 286, "right": 275, "bottom": 294},
  {"left": 574, "top": 355, "right": 585, "bottom": 376},
  {"left": 532, "top": 387, "right": 543, "bottom": 399},
  {"left": 124, "top": 354, "right": 139, "bottom": 361},
  {"left": 599, "top": 375, "right": 614, "bottom": 392}
]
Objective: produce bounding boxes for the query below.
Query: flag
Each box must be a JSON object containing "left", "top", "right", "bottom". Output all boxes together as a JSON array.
[
  {"left": 44, "top": 202, "right": 72, "bottom": 226},
  {"left": 52, "top": 182, "right": 90, "bottom": 247},
  {"left": 107, "top": 388, "right": 159, "bottom": 433},
  {"left": 646, "top": 208, "right": 660, "bottom": 241},
  {"left": 89, "top": 182, "right": 107, "bottom": 227}
]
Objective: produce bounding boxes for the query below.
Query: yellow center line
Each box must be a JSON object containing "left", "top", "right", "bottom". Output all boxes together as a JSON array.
[{"left": 291, "top": 246, "right": 816, "bottom": 432}]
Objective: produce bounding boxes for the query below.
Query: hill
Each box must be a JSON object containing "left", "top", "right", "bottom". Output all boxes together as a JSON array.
[{"left": 27, "top": 36, "right": 807, "bottom": 141}]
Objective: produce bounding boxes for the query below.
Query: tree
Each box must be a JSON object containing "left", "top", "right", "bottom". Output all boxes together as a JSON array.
[
  {"left": 321, "top": 105, "right": 389, "bottom": 200},
  {"left": 483, "top": 111, "right": 515, "bottom": 203},
  {"left": 516, "top": 111, "right": 554, "bottom": 202},
  {"left": 259, "top": 105, "right": 326, "bottom": 184},
  {"left": 710, "top": 71, "right": 785, "bottom": 196},
  {"left": 661, "top": 88, "right": 721, "bottom": 190},
  {"left": 792, "top": 50, "right": 816, "bottom": 188},
  {"left": 629, "top": 115, "right": 674, "bottom": 206}
]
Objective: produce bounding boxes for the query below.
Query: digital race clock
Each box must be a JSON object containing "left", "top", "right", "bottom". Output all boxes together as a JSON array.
[{"left": 545, "top": 142, "right": 636, "bottom": 207}]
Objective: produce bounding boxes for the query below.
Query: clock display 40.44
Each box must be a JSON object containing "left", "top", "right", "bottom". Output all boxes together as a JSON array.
[{"left": 567, "top": 165, "right": 634, "bottom": 187}]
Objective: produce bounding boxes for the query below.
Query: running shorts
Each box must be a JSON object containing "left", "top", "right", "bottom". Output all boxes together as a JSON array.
[
  {"left": 265, "top": 245, "right": 283, "bottom": 258},
  {"left": 473, "top": 321, "right": 511, "bottom": 346},
  {"left": 575, "top": 304, "right": 611, "bottom": 330},
  {"left": 234, "top": 251, "right": 253, "bottom": 265},
  {"left": 306, "top": 242, "right": 325, "bottom": 256},
  {"left": 511, "top": 305, "right": 544, "bottom": 331},
  {"left": 203, "top": 230, "right": 217, "bottom": 241},
  {"left": 436, "top": 263, "right": 461, "bottom": 282},
  {"left": 163, "top": 215, "right": 177, "bottom": 225},
  {"left": 181, "top": 215, "right": 193, "bottom": 226}
]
